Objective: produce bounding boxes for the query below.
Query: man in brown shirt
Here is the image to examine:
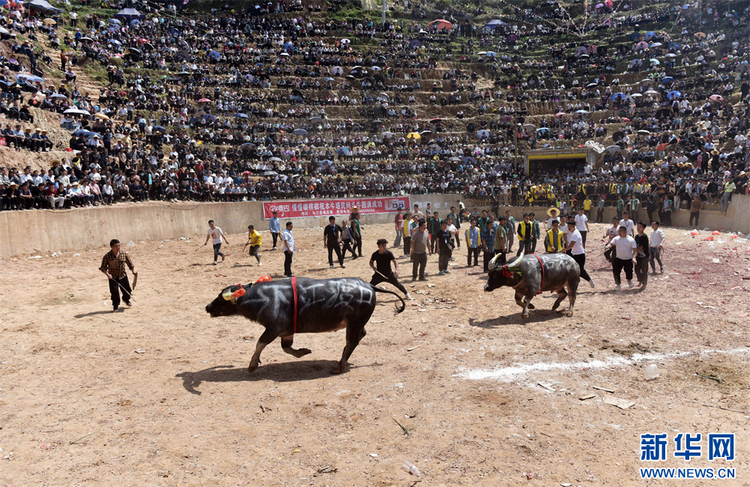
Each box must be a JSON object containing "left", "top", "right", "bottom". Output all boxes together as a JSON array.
[
  {"left": 689, "top": 194, "right": 703, "bottom": 227},
  {"left": 99, "top": 239, "right": 137, "bottom": 311}
]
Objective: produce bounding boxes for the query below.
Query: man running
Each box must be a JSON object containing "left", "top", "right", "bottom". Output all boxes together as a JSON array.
[
  {"left": 203, "top": 220, "right": 230, "bottom": 265},
  {"left": 243, "top": 224, "right": 262, "bottom": 266}
]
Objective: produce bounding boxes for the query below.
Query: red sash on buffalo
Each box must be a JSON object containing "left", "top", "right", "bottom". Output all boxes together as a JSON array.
[{"left": 291, "top": 276, "right": 298, "bottom": 334}]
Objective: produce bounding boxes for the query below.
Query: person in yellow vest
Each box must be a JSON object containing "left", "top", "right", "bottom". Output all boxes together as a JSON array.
[
  {"left": 583, "top": 195, "right": 592, "bottom": 218},
  {"left": 720, "top": 175, "right": 736, "bottom": 215},
  {"left": 465, "top": 218, "right": 482, "bottom": 267},
  {"left": 544, "top": 219, "right": 565, "bottom": 253},
  {"left": 516, "top": 213, "right": 533, "bottom": 256},
  {"left": 243, "top": 224, "right": 263, "bottom": 265},
  {"left": 402, "top": 212, "right": 412, "bottom": 257}
]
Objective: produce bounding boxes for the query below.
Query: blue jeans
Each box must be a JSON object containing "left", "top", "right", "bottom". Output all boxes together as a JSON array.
[{"left": 213, "top": 243, "right": 224, "bottom": 262}]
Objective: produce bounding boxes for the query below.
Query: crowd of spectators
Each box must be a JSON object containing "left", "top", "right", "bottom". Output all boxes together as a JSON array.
[{"left": 0, "top": 0, "right": 748, "bottom": 219}]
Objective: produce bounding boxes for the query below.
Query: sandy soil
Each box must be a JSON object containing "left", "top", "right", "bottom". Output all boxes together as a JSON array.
[{"left": 1, "top": 221, "right": 749, "bottom": 486}]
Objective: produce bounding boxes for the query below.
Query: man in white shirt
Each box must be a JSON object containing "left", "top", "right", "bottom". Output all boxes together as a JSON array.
[
  {"left": 565, "top": 220, "right": 595, "bottom": 288},
  {"left": 203, "top": 219, "right": 230, "bottom": 265},
  {"left": 649, "top": 221, "right": 666, "bottom": 274},
  {"left": 574, "top": 207, "right": 590, "bottom": 248},
  {"left": 618, "top": 211, "right": 635, "bottom": 236},
  {"left": 283, "top": 221, "right": 295, "bottom": 277},
  {"left": 607, "top": 226, "right": 637, "bottom": 290}
]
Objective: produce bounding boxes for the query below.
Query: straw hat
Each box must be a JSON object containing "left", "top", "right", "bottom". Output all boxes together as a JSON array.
[{"left": 546, "top": 207, "right": 560, "bottom": 217}]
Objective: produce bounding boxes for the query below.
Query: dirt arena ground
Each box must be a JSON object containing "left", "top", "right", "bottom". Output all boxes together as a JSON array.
[{"left": 1, "top": 221, "right": 749, "bottom": 486}]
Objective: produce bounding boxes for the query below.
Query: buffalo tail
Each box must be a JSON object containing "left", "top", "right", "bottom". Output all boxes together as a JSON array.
[{"left": 372, "top": 286, "right": 406, "bottom": 314}]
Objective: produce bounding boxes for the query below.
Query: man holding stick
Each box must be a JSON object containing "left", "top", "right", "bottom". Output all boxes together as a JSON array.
[
  {"left": 99, "top": 239, "right": 137, "bottom": 312},
  {"left": 370, "top": 238, "right": 412, "bottom": 300}
]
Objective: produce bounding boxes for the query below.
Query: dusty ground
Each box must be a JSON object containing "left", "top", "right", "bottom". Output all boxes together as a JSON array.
[{"left": 1, "top": 221, "right": 749, "bottom": 486}]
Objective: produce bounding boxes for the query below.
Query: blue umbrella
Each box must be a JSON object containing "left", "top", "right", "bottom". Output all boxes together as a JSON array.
[
  {"left": 645, "top": 31, "right": 656, "bottom": 40},
  {"left": 208, "top": 50, "right": 221, "bottom": 60},
  {"left": 73, "top": 129, "right": 93, "bottom": 136},
  {"left": 477, "top": 129, "right": 490, "bottom": 139},
  {"left": 485, "top": 51, "right": 497, "bottom": 57},
  {"left": 130, "top": 19, "right": 140, "bottom": 28},
  {"left": 109, "top": 39, "right": 122, "bottom": 46},
  {"left": 235, "top": 113, "right": 249, "bottom": 119},
  {"left": 324, "top": 77, "right": 334, "bottom": 81},
  {"left": 667, "top": 90, "right": 681, "bottom": 99},
  {"left": 611, "top": 92, "right": 626, "bottom": 100},
  {"left": 153, "top": 126, "right": 167, "bottom": 133},
  {"left": 293, "top": 129, "right": 308, "bottom": 136},
  {"left": 661, "top": 76, "right": 674, "bottom": 84},
  {"left": 109, "top": 18, "right": 121, "bottom": 25},
  {"left": 536, "top": 127, "right": 551, "bottom": 133},
  {"left": 16, "top": 73, "right": 45, "bottom": 83}
]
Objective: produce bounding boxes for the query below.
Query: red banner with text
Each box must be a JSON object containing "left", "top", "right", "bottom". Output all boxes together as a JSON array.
[{"left": 263, "top": 196, "right": 410, "bottom": 219}]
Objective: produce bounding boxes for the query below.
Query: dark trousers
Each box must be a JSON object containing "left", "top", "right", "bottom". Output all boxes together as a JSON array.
[
  {"left": 412, "top": 252, "right": 427, "bottom": 280},
  {"left": 429, "top": 234, "right": 438, "bottom": 253},
  {"left": 612, "top": 258, "right": 633, "bottom": 285},
  {"left": 635, "top": 256, "right": 649, "bottom": 286},
  {"left": 530, "top": 238, "right": 538, "bottom": 253},
  {"left": 571, "top": 253, "right": 591, "bottom": 282},
  {"left": 604, "top": 246, "right": 614, "bottom": 262},
  {"left": 517, "top": 238, "right": 531, "bottom": 256},
  {"left": 454, "top": 231, "right": 461, "bottom": 248},
  {"left": 342, "top": 239, "right": 355, "bottom": 259},
  {"left": 271, "top": 232, "right": 280, "bottom": 248},
  {"left": 596, "top": 208, "right": 604, "bottom": 223},
  {"left": 467, "top": 247, "right": 480, "bottom": 266},
  {"left": 284, "top": 251, "right": 293, "bottom": 276},
  {"left": 327, "top": 243, "right": 343, "bottom": 266},
  {"left": 371, "top": 272, "right": 407, "bottom": 295},
  {"left": 213, "top": 243, "right": 224, "bottom": 262},
  {"left": 403, "top": 236, "right": 411, "bottom": 256},
  {"left": 483, "top": 249, "right": 497, "bottom": 272},
  {"left": 353, "top": 235, "right": 362, "bottom": 256},
  {"left": 689, "top": 211, "right": 700, "bottom": 227},
  {"left": 439, "top": 250, "right": 452, "bottom": 272},
  {"left": 249, "top": 245, "right": 261, "bottom": 263},
  {"left": 649, "top": 247, "right": 663, "bottom": 272},
  {"left": 580, "top": 231, "right": 587, "bottom": 248},
  {"left": 108, "top": 275, "right": 131, "bottom": 308}
]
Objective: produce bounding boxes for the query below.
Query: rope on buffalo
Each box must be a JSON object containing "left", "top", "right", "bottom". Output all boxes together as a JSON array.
[
  {"left": 532, "top": 254, "right": 545, "bottom": 295},
  {"left": 291, "top": 276, "right": 298, "bottom": 334}
]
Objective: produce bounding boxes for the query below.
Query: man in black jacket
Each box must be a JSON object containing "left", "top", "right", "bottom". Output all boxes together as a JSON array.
[{"left": 323, "top": 216, "right": 346, "bottom": 268}]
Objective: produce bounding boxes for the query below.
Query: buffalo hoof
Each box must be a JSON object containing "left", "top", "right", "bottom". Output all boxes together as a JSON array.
[
  {"left": 521, "top": 313, "right": 530, "bottom": 320},
  {"left": 330, "top": 364, "right": 344, "bottom": 374},
  {"left": 248, "top": 363, "right": 259, "bottom": 374},
  {"left": 528, "top": 303, "right": 536, "bottom": 310},
  {"left": 563, "top": 310, "right": 574, "bottom": 317},
  {"left": 295, "top": 348, "right": 312, "bottom": 357}
]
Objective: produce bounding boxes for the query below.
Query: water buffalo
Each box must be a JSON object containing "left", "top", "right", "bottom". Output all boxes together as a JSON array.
[
  {"left": 206, "top": 277, "right": 405, "bottom": 374},
  {"left": 484, "top": 252, "right": 580, "bottom": 319}
]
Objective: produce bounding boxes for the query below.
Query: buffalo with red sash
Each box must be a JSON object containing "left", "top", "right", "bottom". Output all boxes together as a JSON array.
[
  {"left": 483, "top": 251, "right": 581, "bottom": 319},
  {"left": 206, "top": 276, "right": 405, "bottom": 375}
]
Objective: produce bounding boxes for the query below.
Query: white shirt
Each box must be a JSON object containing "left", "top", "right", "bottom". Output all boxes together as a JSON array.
[
  {"left": 567, "top": 229, "right": 585, "bottom": 255},
  {"left": 208, "top": 226, "right": 224, "bottom": 245},
  {"left": 575, "top": 214, "right": 588, "bottom": 232},
  {"left": 447, "top": 223, "right": 457, "bottom": 236},
  {"left": 619, "top": 218, "right": 635, "bottom": 236},
  {"left": 611, "top": 235, "right": 637, "bottom": 260},
  {"left": 650, "top": 228, "right": 665, "bottom": 247},
  {"left": 283, "top": 229, "right": 295, "bottom": 252}
]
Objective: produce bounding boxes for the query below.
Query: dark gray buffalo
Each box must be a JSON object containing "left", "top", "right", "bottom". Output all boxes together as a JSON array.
[
  {"left": 206, "top": 277, "right": 405, "bottom": 374},
  {"left": 484, "top": 252, "right": 580, "bottom": 319}
]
